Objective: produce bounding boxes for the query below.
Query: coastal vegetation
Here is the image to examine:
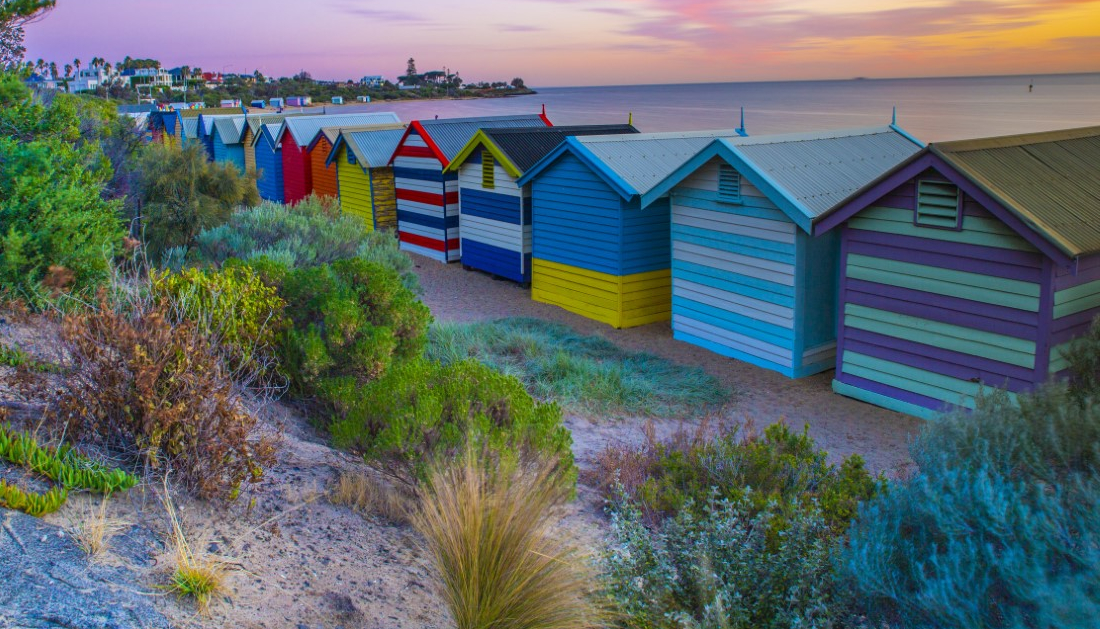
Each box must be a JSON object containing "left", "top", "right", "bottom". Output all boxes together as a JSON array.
[{"left": 428, "top": 318, "right": 731, "bottom": 417}]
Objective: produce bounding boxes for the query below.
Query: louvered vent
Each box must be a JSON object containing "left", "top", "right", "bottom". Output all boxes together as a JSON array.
[
  {"left": 717, "top": 164, "right": 741, "bottom": 203},
  {"left": 481, "top": 151, "right": 495, "bottom": 190},
  {"left": 347, "top": 150, "right": 357, "bottom": 165},
  {"left": 916, "top": 180, "right": 961, "bottom": 228}
]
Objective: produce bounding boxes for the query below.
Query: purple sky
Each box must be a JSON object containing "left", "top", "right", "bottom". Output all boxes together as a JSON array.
[{"left": 23, "top": 0, "right": 1100, "bottom": 86}]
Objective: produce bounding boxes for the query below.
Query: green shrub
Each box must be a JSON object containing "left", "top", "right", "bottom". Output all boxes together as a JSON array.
[
  {"left": 606, "top": 493, "right": 852, "bottom": 629},
  {"left": 135, "top": 142, "right": 259, "bottom": 260},
  {"left": 153, "top": 265, "right": 287, "bottom": 379},
  {"left": 596, "top": 422, "right": 879, "bottom": 534},
  {"left": 0, "top": 424, "right": 138, "bottom": 494},
  {"left": 329, "top": 358, "right": 575, "bottom": 489},
  {"left": 428, "top": 318, "right": 731, "bottom": 417},
  {"left": 193, "top": 195, "right": 418, "bottom": 291},
  {"left": 0, "top": 480, "right": 67, "bottom": 517},
  {"left": 277, "top": 257, "right": 431, "bottom": 394},
  {"left": 841, "top": 386, "right": 1100, "bottom": 629},
  {"left": 0, "top": 73, "right": 124, "bottom": 296}
]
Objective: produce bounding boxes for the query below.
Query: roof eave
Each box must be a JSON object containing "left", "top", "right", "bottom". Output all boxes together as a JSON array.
[{"left": 517, "top": 137, "right": 636, "bottom": 200}]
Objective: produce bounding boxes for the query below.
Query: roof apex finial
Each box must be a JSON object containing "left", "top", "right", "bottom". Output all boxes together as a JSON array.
[
  {"left": 892, "top": 106, "right": 897, "bottom": 125},
  {"left": 628, "top": 111, "right": 633, "bottom": 125}
]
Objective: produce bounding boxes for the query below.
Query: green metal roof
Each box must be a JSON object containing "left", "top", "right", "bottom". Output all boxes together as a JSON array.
[{"left": 932, "top": 126, "right": 1100, "bottom": 257}]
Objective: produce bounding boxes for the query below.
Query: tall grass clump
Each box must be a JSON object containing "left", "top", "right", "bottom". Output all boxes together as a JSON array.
[
  {"left": 192, "top": 194, "right": 418, "bottom": 290},
  {"left": 414, "top": 452, "right": 604, "bottom": 629},
  {"left": 161, "top": 480, "right": 230, "bottom": 612},
  {"left": 428, "top": 317, "right": 730, "bottom": 417}
]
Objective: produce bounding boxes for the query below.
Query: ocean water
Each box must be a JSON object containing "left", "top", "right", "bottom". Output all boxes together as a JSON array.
[{"left": 335, "top": 72, "right": 1100, "bottom": 142}]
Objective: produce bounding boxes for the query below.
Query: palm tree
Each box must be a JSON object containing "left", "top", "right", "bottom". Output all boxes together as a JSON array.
[
  {"left": 63, "top": 63, "right": 73, "bottom": 79},
  {"left": 49, "top": 61, "right": 58, "bottom": 79},
  {"left": 34, "top": 58, "right": 45, "bottom": 74},
  {"left": 73, "top": 58, "right": 81, "bottom": 77}
]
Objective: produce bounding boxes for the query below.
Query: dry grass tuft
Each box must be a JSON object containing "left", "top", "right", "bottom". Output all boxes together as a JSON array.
[
  {"left": 69, "top": 496, "right": 130, "bottom": 560},
  {"left": 329, "top": 471, "right": 410, "bottom": 524},
  {"left": 413, "top": 452, "right": 606, "bottom": 629},
  {"left": 161, "top": 481, "right": 232, "bottom": 613}
]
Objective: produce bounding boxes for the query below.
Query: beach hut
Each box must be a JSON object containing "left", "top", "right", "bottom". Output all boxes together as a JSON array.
[
  {"left": 814, "top": 126, "right": 1100, "bottom": 418},
  {"left": 211, "top": 116, "right": 248, "bottom": 171},
  {"left": 277, "top": 112, "right": 401, "bottom": 204},
  {"left": 443, "top": 124, "right": 638, "bottom": 283},
  {"left": 242, "top": 113, "right": 302, "bottom": 173},
  {"left": 389, "top": 113, "right": 552, "bottom": 263},
  {"left": 253, "top": 122, "right": 286, "bottom": 202},
  {"left": 326, "top": 126, "right": 408, "bottom": 230},
  {"left": 644, "top": 126, "right": 923, "bottom": 377},
  {"left": 301, "top": 120, "right": 404, "bottom": 200},
  {"left": 174, "top": 107, "right": 241, "bottom": 147},
  {"left": 515, "top": 129, "right": 746, "bottom": 328}
]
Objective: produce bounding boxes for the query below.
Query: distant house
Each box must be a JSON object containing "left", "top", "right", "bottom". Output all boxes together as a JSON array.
[
  {"left": 388, "top": 113, "right": 552, "bottom": 263},
  {"left": 124, "top": 67, "right": 176, "bottom": 91},
  {"left": 327, "top": 126, "right": 409, "bottom": 229},
  {"left": 360, "top": 75, "right": 384, "bottom": 88},
  {"left": 443, "top": 124, "right": 638, "bottom": 283},
  {"left": 817, "top": 126, "right": 1100, "bottom": 418}
]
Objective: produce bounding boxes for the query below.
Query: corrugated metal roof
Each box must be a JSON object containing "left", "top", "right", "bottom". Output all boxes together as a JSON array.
[
  {"left": 256, "top": 123, "right": 282, "bottom": 151},
  {"left": 201, "top": 114, "right": 239, "bottom": 137},
  {"left": 931, "top": 126, "right": 1100, "bottom": 257},
  {"left": 417, "top": 114, "right": 549, "bottom": 162},
  {"left": 343, "top": 127, "right": 410, "bottom": 168},
  {"left": 577, "top": 129, "right": 747, "bottom": 196},
  {"left": 181, "top": 117, "right": 199, "bottom": 139},
  {"left": 282, "top": 112, "right": 400, "bottom": 147},
  {"left": 484, "top": 125, "right": 638, "bottom": 173},
  {"left": 213, "top": 116, "right": 248, "bottom": 144},
  {"left": 117, "top": 104, "right": 157, "bottom": 115},
  {"left": 721, "top": 126, "right": 924, "bottom": 220},
  {"left": 312, "top": 123, "right": 405, "bottom": 151}
]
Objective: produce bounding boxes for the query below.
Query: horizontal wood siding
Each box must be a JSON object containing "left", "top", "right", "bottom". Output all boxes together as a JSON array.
[
  {"left": 530, "top": 153, "right": 622, "bottom": 275},
  {"left": 532, "top": 259, "right": 669, "bottom": 328},
  {"left": 243, "top": 128, "right": 256, "bottom": 173},
  {"left": 395, "top": 130, "right": 457, "bottom": 262},
  {"left": 254, "top": 133, "right": 283, "bottom": 203},
  {"left": 1049, "top": 252, "right": 1100, "bottom": 374},
  {"left": 335, "top": 145, "right": 375, "bottom": 230},
  {"left": 622, "top": 196, "right": 671, "bottom": 274},
  {"left": 458, "top": 153, "right": 529, "bottom": 282},
  {"left": 834, "top": 175, "right": 1047, "bottom": 416},
  {"left": 281, "top": 134, "right": 310, "bottom": 205},
  {"left": 670, "top": 159, "right": 826, "bottom": 378},
  {"left": 371, "top": 168, "right": 397, "bottom": 230},
  {"left": 310, "top": 137, "right": 338, "bottom": 198}
]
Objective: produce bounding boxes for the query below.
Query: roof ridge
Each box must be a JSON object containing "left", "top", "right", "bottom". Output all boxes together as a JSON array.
[
  {"left": 577, "top": 129, "right": 744, "bottom": 142},
  {"left": 721, "top": 125, "right": 899, "bottom": 147},
  {"left": 934, "top": 125, "right": 1100, "bottom": 153},
  {"left": 418, "top": 113, "right": 543, "bottom": 126}
]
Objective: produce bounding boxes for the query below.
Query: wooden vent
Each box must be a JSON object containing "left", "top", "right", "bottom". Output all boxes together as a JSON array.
[
  {"left": 717, "top": 164, "right": 741, "bottom": 203},
  {"left": 916, "top": 180, "right": 961, "bottom": 228},
  {"left": 481, "top": 151, "right": 495, "bottom": 190}
]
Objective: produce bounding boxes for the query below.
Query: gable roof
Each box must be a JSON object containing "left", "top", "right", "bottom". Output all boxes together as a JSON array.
[
  {"left": 245, "top": 112, "right": 306, "bottom": 136},
  {"left": 516, "top": 129, "right": 747, "bottom": 201},
  {"left": 395, "top": 113, "right": 552, "bottom": 167},
  {"left": 212, "top": 116, "right": 248, "bottom": 145},
  {"left": 650, "top": 126, "right": 923, "bottom": 232},
  {"left": 255, "top": 123, "right": 283, "bottom": 152},
  {"left": 181, "top": 117, "right": 199, "bottom": 139},
  {"left": 932, "top": 126, "right": 1100, "bottom": 258},
  {"left": 327, "top": 126, "right": 409, "bottom": 169},
  {"left": 278, "top": 112, "right": 401, "bottom": 147},
  {"left": 307, "top": 122, "right": 405, "bottom": 153},
  {"left": 817, "top": 126, "right": 1100, "bottom": 260},
  {"left": 444, "top": 124, "right": 638, "bottom": 177}
]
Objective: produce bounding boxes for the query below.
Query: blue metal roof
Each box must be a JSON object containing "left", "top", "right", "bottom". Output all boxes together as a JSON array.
[
  {"left": 212, "top": 116, "right": 248, "bottom": 145},
  {"left": 517, "top": 129, "right": 746, "bottom": 200},
  {"left": 328, "top": 127, "right": 408, "bottom": 169},
  {"left": 646, "top": 125, "right": 924, "bottom": 232}
]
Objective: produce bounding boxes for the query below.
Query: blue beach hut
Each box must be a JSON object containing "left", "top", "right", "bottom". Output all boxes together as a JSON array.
[
  {"left": 815, "top": 126, "right": 1100, "bottom": 417},
  {"left": 443, "top": 124, "right": 638, "bottom": 284},
  {"left": 515, "top": 128, "right": 747, "bottom": 328},
  {"left": 253, "top": 122, "right": 285, "bottom": 202},
  {"left": 211, "top": 116, "right": 247, "bottom": 171},
  {"left": 646, "top": 126, "right": 923, "bottom": 377}
]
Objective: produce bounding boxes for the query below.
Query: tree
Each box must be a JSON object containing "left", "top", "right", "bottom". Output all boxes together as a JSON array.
[
  {"left": 62, "top": 62, "right": 70, "bottom": 78},
  {"left": 511, "top": 77, "right": 525, "bottom": 89},
  {"left": 72, "top": 57, "right": 80, "bottom": 74},
  {"left": 0, "top": 0, "right": 55, "bottom": 23},
  {"left": 0, "top": 21, "right": 22, "bottom": 68},
  {"left": 134, "top": 142, "right": 259, "bottom": 259},
  {"left": 47, "top": 60, "right": 55, "bottom": 77}
]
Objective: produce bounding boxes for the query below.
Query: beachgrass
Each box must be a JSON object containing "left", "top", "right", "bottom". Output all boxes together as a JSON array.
[{"left": 427, "top": 317, "right": 731, "bottom": 418}]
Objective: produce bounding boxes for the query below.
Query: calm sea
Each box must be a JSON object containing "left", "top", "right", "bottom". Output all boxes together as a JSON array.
[{"left": 335, "top": 72, "right": 1100, "bottom": 143}]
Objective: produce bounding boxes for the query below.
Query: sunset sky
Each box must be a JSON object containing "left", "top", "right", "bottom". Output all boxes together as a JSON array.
[{"left": 23, "top": 0, "right": 1100, "bottom": 86}]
